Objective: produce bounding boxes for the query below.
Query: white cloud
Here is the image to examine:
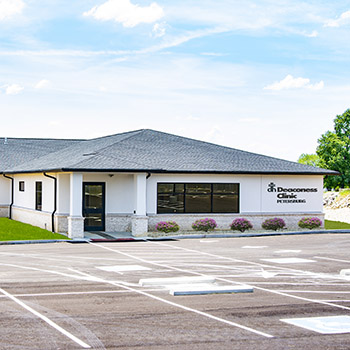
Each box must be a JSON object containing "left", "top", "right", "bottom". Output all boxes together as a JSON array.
[
  {"left": 152, "top": 22, "right": 166, "bottom": 37},
  {"left": 0, "top": 27, "right": 227, "bottom": 58},
  {"left": 4, "top": 84, "right": 24, "bottom": 95},
  {"left": 325, "top": 10, "right": 350, "bottom": 27},
  {"left": 83, "top": 0, "right": 164, "bottom": 28},
  {"left": 34, "top": 79, "right": 50, "bottom": 89},
  {"left": 0, "top": 0, "right": 24, "bottom": 20},
  {"left": 305, "top": 30, "right": 318, "bottom": 38},
  {"left": 264, "top": 75, "right": 324, "bottom": 91}
]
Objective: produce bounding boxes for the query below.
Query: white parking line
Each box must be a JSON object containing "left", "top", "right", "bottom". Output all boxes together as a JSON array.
[
  {"left": 86, "top": 244, "right": 273, "bottom": 338},
  {"left": 0, "top": 258, "right": 274, "bottom": 339},
  {"left": 126, "top": 241, "right": 350, "bottom": 312},
  {"left": 0, "top": 288, "right": 165, "bottom": 298},
  {"left": 149, "top": 241, "right": 349, "bottom": 282},
  {"left": 276, "top": 290, "right": 350, "bottom": 294},
  {"left": 70, "top": 266, "right": 274, "bottom": 339},
  {"left": 0, "top": 288, "right": 91, "bottom": 349},
  {"left": 314, "top": 256, "right": 350, "bottom": 264},
  {"left": 242, "top": 246, "right": 268, "bottom": 249}
]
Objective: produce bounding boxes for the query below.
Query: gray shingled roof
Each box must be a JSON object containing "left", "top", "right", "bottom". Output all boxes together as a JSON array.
[
  {"left": 0, "top": 137, "right": 83, "bottom": 172},
  {"left": 1, "top": 129, "right": 337, "bottom": 175}
]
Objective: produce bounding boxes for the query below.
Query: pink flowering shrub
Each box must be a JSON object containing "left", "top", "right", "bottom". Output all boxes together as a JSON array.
[
  {"left": 262, "top": 218, "right": 286, "bottom": 231},
  {"left": 192, "top": 218, "right": 217, "bottom": 232},
  {"left": 298, "top": 217, "right": 322, "bottom": 230},
  {"left": 230, "top": 218, "right": 253, "bottom": 232},
  {"left": 155, "top": 221, "right": 180, "bottom": 233}
]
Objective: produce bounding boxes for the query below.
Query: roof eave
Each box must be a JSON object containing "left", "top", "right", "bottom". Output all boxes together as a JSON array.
[{"left": 1, "top": 168, "right": 339, "bottom": 176}]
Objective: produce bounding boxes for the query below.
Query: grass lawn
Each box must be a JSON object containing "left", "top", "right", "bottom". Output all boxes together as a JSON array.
[
  {"left": 0, "top": 218, "right": 69, "bottom": 241},
  {"left": 325, "top": 219, "right": 350, "bottom": 230}
]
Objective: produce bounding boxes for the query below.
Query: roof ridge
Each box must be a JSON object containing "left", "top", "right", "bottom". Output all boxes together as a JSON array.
[
  {"left": 89, "top": 129, "right": 146, "bottom": 155},
  {"left": 88, "top": 129, "right": 145, "bottom": 141},
  {"left": 0, "top": 137, "right": 85, "bottom": 141}
]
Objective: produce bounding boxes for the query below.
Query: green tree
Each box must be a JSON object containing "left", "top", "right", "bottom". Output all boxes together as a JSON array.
[
  {"left": 297, "top": 153, "right": 321, "bottom": 167},
  {"left": 317, "top": 109, "right": 350, "bottom": 189}
]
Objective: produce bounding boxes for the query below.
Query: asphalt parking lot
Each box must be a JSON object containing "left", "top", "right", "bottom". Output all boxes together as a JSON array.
[{"left": 1, "top": 234, "right": 350, "bottom": 349}]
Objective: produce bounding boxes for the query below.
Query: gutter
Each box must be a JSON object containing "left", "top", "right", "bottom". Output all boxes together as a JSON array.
[
  {"left": 2, "top": 174, "right": 14, "bottom": 219},
  {"left": 3, "top": 168, "right": 339, "bottom": 176},
  {"left": 43, "top": 173, "right": 57, "bottom": 233}
]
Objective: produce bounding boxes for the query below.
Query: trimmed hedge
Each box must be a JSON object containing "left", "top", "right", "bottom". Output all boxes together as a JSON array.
[
  {"left": 155, "top": 221, "right": 180, "bottom": 233},
  {"left": 230, "top": 218, "right": 253, "bottom": 232},
  {"left": 262, "top": 218, "right": 286, "bottom": 231},
  {"left": 192, "top": 218, "right": 217, "bottom": 232},
  {"left": 298, "top": 217, "right": 322, "bottom": 230}
]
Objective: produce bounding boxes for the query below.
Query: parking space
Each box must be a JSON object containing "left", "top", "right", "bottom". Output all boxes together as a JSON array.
[{"left": 1, "top": 234, "right": 350, "bottom": 349}]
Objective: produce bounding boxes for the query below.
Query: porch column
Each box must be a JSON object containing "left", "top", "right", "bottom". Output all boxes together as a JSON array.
[
  {"left": 68, "top": 173, "right": 84, "bottom": 239},
  {"left": 132, "top": 173, "right": 149, "bottom": 236}
]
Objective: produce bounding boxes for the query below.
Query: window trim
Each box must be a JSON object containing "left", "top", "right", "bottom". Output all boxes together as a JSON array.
[{"left": 157, "top": 182, "right": 240, "bottom": 214}]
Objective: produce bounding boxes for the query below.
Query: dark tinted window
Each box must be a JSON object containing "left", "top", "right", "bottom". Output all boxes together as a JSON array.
[
  {"left": 19, "top": 181, "right": 25, "bottom": 192},
  {"left": 157, "top": 183, "right": 239, "bottom": 214},
  {"left": 35, "top": 182, "right": 42, "bottom": 211}
]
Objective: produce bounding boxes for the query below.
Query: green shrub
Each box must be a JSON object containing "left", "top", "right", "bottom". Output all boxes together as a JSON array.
[
  {"left": 230, "top": 218, "right": 253, "bottom": 232},
  {"left": 192, "top": 218, "right": 217, "bottom": 232},
  {"left": 262, "top": 218, "right": 286, "bottom": 231},
  {"left": 155, "top": 221, "right": 180, "bottom": 233},
  {"left": 298, "top": 217, "right": 322, "bottom": 230}
]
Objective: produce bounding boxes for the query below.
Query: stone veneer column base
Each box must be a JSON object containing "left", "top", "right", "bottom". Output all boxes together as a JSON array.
[
  {"left": 131, "top": 215, "right": 149, "bottom": 236},
  {"left": 68, "top": 216, "right": 84, "bottom": 239}
]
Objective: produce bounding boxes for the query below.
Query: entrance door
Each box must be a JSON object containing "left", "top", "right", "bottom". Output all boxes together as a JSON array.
[{"left": 83, "top": 182, "right": 105, "bottom": 231}]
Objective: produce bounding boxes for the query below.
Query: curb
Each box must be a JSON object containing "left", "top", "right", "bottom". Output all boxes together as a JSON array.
[
  {"left": 144, "top": 229, "right": 350, "bottom": 240},
  {"left": 1, "top": 229, "right": 350, "bottom": 245},
  {"left": 0, "top": 239, "right": 88, "bottom": 245}
]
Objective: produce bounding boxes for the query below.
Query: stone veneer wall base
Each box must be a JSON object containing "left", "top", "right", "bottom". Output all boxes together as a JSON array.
[{"left": 148, "top": 213, "right": 325, "bottom": 232}]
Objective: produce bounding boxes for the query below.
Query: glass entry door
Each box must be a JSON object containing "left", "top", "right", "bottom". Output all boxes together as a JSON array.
[{"left": 83, "top": 182, "right": 105, "bottom": 231}]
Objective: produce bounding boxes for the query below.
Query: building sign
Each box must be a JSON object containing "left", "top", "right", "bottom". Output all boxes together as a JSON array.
[{"left": 267, "top": 182, "right": 318, "bottom": 204}]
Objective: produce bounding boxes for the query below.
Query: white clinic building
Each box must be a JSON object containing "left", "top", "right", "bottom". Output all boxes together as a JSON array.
[{"left": 0, "top": 129, "right": 336, "bottom": 238}]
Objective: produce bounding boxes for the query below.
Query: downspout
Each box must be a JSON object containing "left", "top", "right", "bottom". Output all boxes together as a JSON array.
[
  {"left": 146, "top": 172, "right": 151, "bottom": 179},
  {"left": 2, "top": 174, "right": 14, "bottom": 219},
  {"left": 43, "top": 173, "right": 57, "bottom": 233}
]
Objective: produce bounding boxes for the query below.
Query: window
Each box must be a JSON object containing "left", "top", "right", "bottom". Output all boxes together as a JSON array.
[
  {"left": 35, "top": 181, "right": 42, "bottom": 211},
  {"left": 19, "top": 181, "right": 25, "bottom": 192},
  {"left": 157, "top": 183, "right": 239, "bottom": 214}
]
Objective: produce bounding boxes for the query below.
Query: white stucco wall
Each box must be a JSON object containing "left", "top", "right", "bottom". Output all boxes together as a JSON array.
[
  {"left": 4, "top": 171, "right": 325, "bottom": 233},
  {"left": 9, "top": 173, "right": 57, "bottom": 230},
  {"left": 57, "top": 173, "right": 70, "bottom": 215},
  {"left": 0, "top": 176, "right": 11, "bottom": 205},
  {"left": 146, "top": 174, "right": 323, "bottom": 215},
  {"left": 12, "top": 173, "right": 55, "bottom": 212},
  {"left": 83, "top": 173, "right": 134, "bottom": 214},
  {"left": 261, "top": 175, "right": 323, "bottom": 213}
]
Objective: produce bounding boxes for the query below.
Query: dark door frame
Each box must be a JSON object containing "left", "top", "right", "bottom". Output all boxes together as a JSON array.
[{"left": 82, "top": 182, "right": 106, "bottom": 231}]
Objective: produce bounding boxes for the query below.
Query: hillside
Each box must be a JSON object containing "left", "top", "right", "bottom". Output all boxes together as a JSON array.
[{"left": 324, "top": 189, "right": 350, "bottom": 224}]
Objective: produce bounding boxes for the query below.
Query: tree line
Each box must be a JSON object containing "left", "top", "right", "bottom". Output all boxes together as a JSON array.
[{"left": 298, "top": 109, "right": 350, "bottom": 189}]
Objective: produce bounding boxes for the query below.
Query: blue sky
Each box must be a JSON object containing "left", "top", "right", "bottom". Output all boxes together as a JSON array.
[{"left": 0, "top": 0, "right": 350, "bottom": 161}]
